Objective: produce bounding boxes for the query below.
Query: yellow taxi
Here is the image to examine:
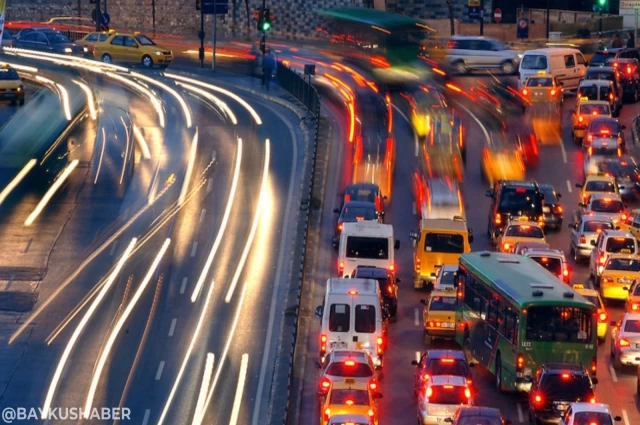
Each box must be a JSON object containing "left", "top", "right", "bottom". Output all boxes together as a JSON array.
[
  {"left": 521, "top": 72, "right": 563, "bottom": 109},
  {"left": 619, "top": 209, "right": 640, "bottom": 239},
  {"left": 600, "top": 254, "right": 640, "bottom": 301},
  {"left": 575, "top": 174, "right": 620, "bottom": 204},
  {"left": 625, "top": 279, "right": 640, "bottom": 312},
  {"left": 0, "top": 64, "right": 24, "bottom": 106},
  {"left": 571, "top": 100, "right": 612, "bottom": 143},
  {"left": 498, "top": 218, "right": 546, "bottom": 253},
  {"left": 321, "top": 381, "right": 379, "bottom": 425},
  {"left": 572, "top": 284, "right": 608, "bottom": 343},
  {"left": 77, "top": 31, "right": 110, "bottom": 57},
  {"left": 419, "top": 287, "right": 457, "bottom": 345},
  {"left": 92, "top": 31, "right": 173, "bottom": 68},
  {"left": 481, "top": 146, "right": 525, "bottom": 187}
]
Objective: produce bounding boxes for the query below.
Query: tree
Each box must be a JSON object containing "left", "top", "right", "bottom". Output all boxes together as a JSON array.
[{"left": 446, "top": 0, "right": 455, "bottom": 35}]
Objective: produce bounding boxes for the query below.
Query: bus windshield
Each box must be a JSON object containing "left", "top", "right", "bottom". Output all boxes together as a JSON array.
[{"left": 526, "top": 306, "right": 593, "bottom": 342}]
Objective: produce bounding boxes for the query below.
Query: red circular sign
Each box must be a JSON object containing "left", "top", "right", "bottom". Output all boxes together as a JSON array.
[{"left": 494, "top": 8, "right": 502, "bottom": 23}]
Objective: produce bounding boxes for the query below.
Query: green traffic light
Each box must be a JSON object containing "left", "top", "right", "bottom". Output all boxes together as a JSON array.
[
  {"left": 598, "top": 0, "right": 605, "bottom": 5},
  {"left": 262, "top": 21, "right": 271, "bottom": 31}
]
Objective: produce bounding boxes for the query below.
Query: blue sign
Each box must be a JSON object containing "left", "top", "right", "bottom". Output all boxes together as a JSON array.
[
  {"left": 202, "top": 0, "right": 228, "bottom": 15},
  {"left": 101, "top": 12, "right": 111, "bottom": 26},
  {"left": 468, "top": 6, "right": 480, "bottom": 19},
  {"left": 517, "top": 18, "right": 529, "bottom": 39}
]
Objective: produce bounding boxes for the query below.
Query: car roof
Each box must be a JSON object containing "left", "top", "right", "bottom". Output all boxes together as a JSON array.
[
  {"left": 601, "top": 230, "right": 634, "bottom": 238},
  {"left": 589, "top": 117, "right": 619, "bottom": 124},
  {"left": 499, "top": 180, "right": 537, "bottom": 188},
  {"left": 543, "top": 362, "right": 586, "bottom": 373},
  {"left": 578, "top": 100, "right": 611, "bottom": 107},
  {"left": 346, "top": 183, "right": 379, "bottom": 191},
  {"left": 426, "top": 349, "right": 465, "bottom": 360},
  {"left": 328, "top": 350, "right": 370, "bottom": 362},
  {"left": 429, "top": 375, "right": 467, "bottom": 386},
  {"left": 623, "top": 312, "right": 640, "bottom": 320},
  {"left": 458, "top": 406, "right": 502, "bottom": 418},
  {"left": 523, "top": 248, "right": 565, "bottom": 258},
  {"left": 440, "top": 264, "right": 459, "bottom": 271},
  {"left": 571, "top": 402, "right": 612, "bottom": 414},
  {"left": 581, "top": 213, "right": 614, "bottom": 223},
  {"left": 585, "top": 174, "right": 616, "bottom": 182},
  {"left": 586, "top": 66, "right": 617, "bottom": 73},
  {"left": 589, "top": 193, "right": 622, "bottom": 201},
  {"left": 342, "top": 201, "right": 377, "bottom": 209}
]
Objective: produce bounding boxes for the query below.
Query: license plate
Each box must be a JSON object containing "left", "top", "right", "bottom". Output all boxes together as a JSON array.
[
  {"left": 344, "top": 378, "right": 356, "bottom": 384},
  {"left": 442, "top": 322, "right": 455, "bottom": 328},
  {"left": 330, "top": 342, "right": 347, "bottom": 349},
  {"left": 542, "top": 206, "right": 550, "bottom": 213},
  {"left": 618, "top": 278, "right": 633, "bottom": 283}
]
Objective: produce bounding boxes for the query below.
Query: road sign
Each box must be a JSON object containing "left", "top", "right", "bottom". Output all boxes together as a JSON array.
[
  {"left": 468, "top": 0, "right": 480, "bottom": 6},
  {"left": 202, "top": 0, "right": 228, "bottom": 15},
  {"left": 100, "top": 12, "right": 110, "bottom": 26},
  {"left": 517, "top": 18, "right": 529, "bottom": 38},
  {"left": 621, "top": 0, "right": 640, "bottom": 8},
  {"left": 468, "top": 6, "right": 480, "bottom": 19},
  {"left": 494, "top": 8, "right": 502, "bottom": 23}
]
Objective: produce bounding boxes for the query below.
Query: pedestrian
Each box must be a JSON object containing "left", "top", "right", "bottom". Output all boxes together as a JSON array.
[
  {"left": 262, "top": 48, "right": 276, "bottom": 91},
  {"left": 612, "top": 33, "right": 623, "bottom": 48},
  {"left": 627, "top": 31, "right": 636, "bottom": 48}
]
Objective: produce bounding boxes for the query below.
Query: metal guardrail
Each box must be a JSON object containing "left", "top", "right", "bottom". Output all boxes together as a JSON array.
[{"left": 276, "top": 62, "right": 320, "bottom": 118}]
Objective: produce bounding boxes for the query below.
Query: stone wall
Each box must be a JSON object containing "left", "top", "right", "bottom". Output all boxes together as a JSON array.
[
  {"left": 6, "top": 0, "right": 75, "bottom": 21},
  {"left": 386, "top": 0, "right": 492, "bottom": 24}
]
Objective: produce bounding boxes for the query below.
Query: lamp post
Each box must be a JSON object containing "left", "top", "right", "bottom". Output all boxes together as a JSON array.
[{"left": 545, "top": 0, "right": 550, "bottom": 39}]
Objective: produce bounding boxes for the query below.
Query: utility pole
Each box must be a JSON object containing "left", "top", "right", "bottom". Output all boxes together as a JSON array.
[
  {"left": 94, "top": 0, "right": 101, "bottom": 31},
  {"left": 545, "top": 0, "right": 550, "bottom": 39},
  {"left": 479, "top": 0, "right": 484, "bottom": 36},
  {"left": 199, "top": 2, "right": 205, "bottom": 68},
  {"left": 212, "top": 6, "right": 217, "bottom": 71},
  {"left": 260, "top": 0, "right": 267, "bottom": 55}
]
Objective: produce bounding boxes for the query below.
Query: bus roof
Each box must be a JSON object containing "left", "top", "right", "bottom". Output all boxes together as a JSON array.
[
  {"left": 459, "top": 252, "right": 595, "bottom": 310},
  {"left": 319, "top": 8, "right": 436, "bottom": 32}
]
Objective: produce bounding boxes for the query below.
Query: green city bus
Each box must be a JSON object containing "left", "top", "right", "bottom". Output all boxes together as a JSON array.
[
  {"left": 455, "top": 251, "right": 598, "bottom": 393},
  {"left": 317, "top": 8, "right": 435, "bottom": 84}
]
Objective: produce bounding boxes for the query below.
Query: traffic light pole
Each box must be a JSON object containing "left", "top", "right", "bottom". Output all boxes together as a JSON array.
[
  {"left": 545, "top": 0, "right": 550, "bottom": 39},
  {"left": 479, "top": 0, "right": 484, "bottom": 35},
  {"left": 260, "top": 0, "right": 267, "bottom": 55},
  {"left": 213, "top": 6, "right": 217, "bottom": 71},
  {"left": 199, "top": 6, "right": 205, "bottom": 68},
  {"left": 95, "top": 1, "right": 101, "bottom": 31}
]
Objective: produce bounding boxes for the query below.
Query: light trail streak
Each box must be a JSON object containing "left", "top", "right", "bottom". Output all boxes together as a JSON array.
[
  {"left": 131, "top": 72, "right": 192, "bottom": 128},
  {"left": 0, "top": 159, "right": 36, "bottom": 205},
  {"left": 25, "top": 159, "right": 79, "bottom": 226},
  {"left": 55, "top": 83, "right": 72, "bottom": 120},
  {"left": 176, "top": 81, "right": 238, "bottom": 125},
  {"left": 224, "top": 139, "right": 270, "bottom": 303},
  {"left": 83, "top": 238, "right": 171, "bottom": 416},
  {"left": 106, "top": 72, "right": 165, "bottom": 128},
  {"left": 72, "top": 80, "right": 97, "bottom": 120},
  {"left": 132, "top": 125, "right": 152, "bottom": 159},
  {"left": 35, "top": 75, "right": 55, "bottom": 86},
  {"left": 228, "top": 354, "right": 249, "bottom": 425},
  {"left": 41, "top": 238, "right": 138, "bottom": 419},
  {"left": 164, "top": 72, "right": 263, "bottom": 125},
  {"left": 94, "top": 127, "right": 106, "bottom": 184},
  {"left": 179, "top": 128, "right": 198, "bottom": 206},
  {"left": 0, "top": 61, "right": 38, "bottom": 72},
  {"left": 5, "top": 46, "right": 129, "bottom": 72},
  {"left": 119, "top": 116, "right": 131, "bottom": 185},
  {"left": 193, "top": 353, "right": 215, "bottom": 422},
  {"left": 190, "top": 138, "right": 242, "bottom": 302}
]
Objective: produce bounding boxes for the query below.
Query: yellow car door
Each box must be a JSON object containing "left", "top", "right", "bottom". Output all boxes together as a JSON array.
[
  {"left": 122, "top": 35, "right": 141, "bottom": 63},
  {"left": 107, "top": 35, "right": 126, "bottom": 62}
]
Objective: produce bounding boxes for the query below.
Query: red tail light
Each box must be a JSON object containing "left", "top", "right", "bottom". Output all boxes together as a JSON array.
[
  {"left": 627, "top": 65, "right": 633, "bottom": 75},
  {"left": 609, "top": 93, "right": 614, "bottom": 100},
  {"left": 324, "top": 408, "right": 331, "bottom": 421},
  {"left": 590, "top": 396, "right": 596, "bottom": 403},
  {"left": 632, "top": 303, "right": 639, "bottom": 311},
  {"left": 415, "top": 257, "right": 421, "bottom": 272},
  {"left": 338, "top": 261, "right": 344, "bottom": 274},
  {"left": 587, "top": 134, "right": 593, "bottom": 142},
  {"left": 533, "top": 393, "right": 544, "bottom": 406},
  {"left": 598, "top": 312, "right": 607, "bottom": 322},
  {"left": 464, "top": 388, "right": 472, "bottom": 399},
  {"left": 387, "top": 285, "right": 393, "bottom": 294},
  {"left": 440, "top": 358, "right": 454, "bottom": 363},
  {"left": 622, "top": 214, "right": 628, "bottom": 222},
  {"left": 319, "top": 377, "right": 331, "bottom": 393},
  {"left": 344, "top": 360, "right": 355, "bottom": 367},
  {"left": 467, "top": 378, "right": 472, "bottom": 385},
  {"left": 422, "top": 373, "right": 430, "bottom": 382},
  {"left": 369, "top": 379, "right": 377, "bottom": 391},
  {"left": 550, "top": 89, "right": 556, "bottom": 96},
  {"left": 320, "top": 334, "right": 327, "bottom": 355},
  {"left": 503, "top": 243, "right": 511, "bottom": 251},
  {"left": 516, "top": 353, "right": 525, "bottom": 373},
  {"left": 425, "top": 387, "right": 433, "bottom": 398},
  {"left": 591, "top": 356, "right": 597, "bottom": 375},
  {"left": 563, "top": 268, "right": 569, "bottom": 278},
  {"left": 377, "top": 336, "right": 384, "bottom": 354},
  {"left": 555, "top": 206, "right": 563, "bottom": 214},
  {"left": 367, "top": 409, "right": 374, "bottom": 417},
  {"left": 579, "top": 115, "right": 584, "bottom": 123},
  {"left": 580, "top": 236, "right": 586, "bottom": 244},
  {"left": 522, "top": 88, "right": 528, "bottom": 96},
  {"left": 620, "top": 338, "right": 631, "bottom": 347},
  {"left": 599, "top": 255, "right": 605, "bottom": 265},
  {"left": 495, "top": 213, "right": 502, "bottom": 225},
  {"left": 389, "top": 264, "right": 395, "bottom": 272}
]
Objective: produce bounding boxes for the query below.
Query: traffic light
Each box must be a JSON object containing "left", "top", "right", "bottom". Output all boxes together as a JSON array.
[
  {"left": 598, "top": 0, "right": 605, "bottom": 5},
  {"left": 260, "top": 8, "right": 272, "bottom": 32}
]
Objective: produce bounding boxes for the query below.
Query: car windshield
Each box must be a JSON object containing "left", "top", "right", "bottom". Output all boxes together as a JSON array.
[
  {"left": 605, "top": 238, "right": 636, "bottom": 254},
  {"left": 346, "top": 237, "right": 388, "bottom": 259},
  {"left": 526, "top": 306, "right": 593, "bottom": 342},
  {"left": 538, "top": 374, "right": 594, "bottom": 401},
  {"left": 574, "top": 412, "right": 614, "bottom": 425},
  {"left": 521, "top": 55, "right": 547, "bottom": 70},
  {"left": 427, "top": 385, "right": 468, "bottom": 404},
  {"left": 529, "top": 256, "right": 562, "bottom": 275},
  {"left": 580, "top": 104, "right": 611, "bottom": 116},
  {"left": 0, "top": 68, "right": 19, "bottom": 80},
  {"left": 579, "top": 85, "right": 611, "bottom": 100},
  {"left": 326, "top": 362, "right": 374, "bottom": 378},
  {"left": 425, "top": 358, "right": 469, "bottom": 376},
  {"left": 587, "top": 71, "right": 616, "bottom": 81},
  {"left": 590, "top": 52, "right": 614, "bottom": 66},
  {"left": 424, "top": 233, "right": 464, "bottom": 254},
  {"left": 497, "top": 187, "right": 542, "bottom": 215},
  {"left": 329, "top": 389, "right": 369, "bottom": 406},
  {"left": 584, "top": 181, "right": 615, "bottom": 192},
  {"left": 624, "top": 319, "right": 640, "bottom": 332},
  {"left": 46, "top": 33, "right": 71, "bottom": 43},
  {"left": 583, "top": 221, "right": 613, "bottom": 232},
  {"left": 606, "top": 258, "right": 640, "bottom": 271},
  {"left": 341, "top": 206, "right": 377, "bottom": 221},
  {"left": 583, "top": 295, "right": 603, "bottom": 309},
  {"left": 526, "top": 77, "right": 553, "bottom": 87},
  {"left": 135, "top": 35, "right": 156, "bottom": 45},
  {"left": 590, "top": 198, "right": 624, "bottom": 213},
  {"left": 600, "top": 159, "right": 638, "bottom": 178},
  {"left": 505, "top": 225, "right": 544, "bottom": 238},
  {"left": 429, "top": 295, "right": 457, "bottom": 311}
]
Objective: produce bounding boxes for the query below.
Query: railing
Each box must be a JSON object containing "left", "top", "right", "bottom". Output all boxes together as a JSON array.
[{"left": 276, "top": 61, "right": 320, "bottom": 118}]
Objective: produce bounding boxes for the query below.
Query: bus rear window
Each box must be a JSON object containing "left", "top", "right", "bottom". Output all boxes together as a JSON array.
[
  {"left": 355, "top": 305, "right": 376, "bottom": 333},
  {"left": 605, "top": 237, "right": 636, "bottom": 253},
  {"left": 329, "top": 304, "right": 350, "bottom": 332},
  {"left": 429, "top": 295, "right": 457, "bottom": 311},
  {"left": 427, "top": 385, "right": 468, "bottom": 404},
  {"left": 346, "top": 236, "right": 389, "bottom": 259},
  {"left": 425, "top": 233, "right": 464, "bottom": 253},
  {"left": 526, "top": 306, "right": 593, "bottom": 342}
]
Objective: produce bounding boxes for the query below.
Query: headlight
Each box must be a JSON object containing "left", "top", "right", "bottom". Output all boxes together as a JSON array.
[
  {"left": 154, "top": 50, "right": 162, "bottom": 56},
  {"left": 517, "top": 53, "right": 523, "bottom": 59},
  {"left": 17, "top": 85, "right": 23, "bottom": 92},
  {"left": 64, "top": 47, "right": 72, "bottom": 53},
  {"left": 83, "top": 47, "right": 89, "bottom": 53}
]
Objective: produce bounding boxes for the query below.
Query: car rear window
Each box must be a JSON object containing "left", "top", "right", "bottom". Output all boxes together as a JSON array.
[
  {"left": 325, "top": 362, "right": 374, "bottom": 378},
  {"left": 539, "top": 374, "right": 593, "bottom": 401},
  {"left": 526, "top": 77, "right": 553, "bottom": 87},
  {"left": 590, "top": 120, "right": 621, "bottom": 135},
  {"left": 605, "top": 237, "right": 636, "bottom": 253},
  {"left": 624, "top": 319, "right": 640, "bottom": 332},
  {"left": 584, "top": 181, "right": 615, "bottom": 192},
  {"left": 342, "top": 206, "right": 377, "bottom": 221},
  {"left": 424, "top": 233, "right": 464, "bottom": 254},
  {"left": 590, "top": 199, "right": 624, "bottom": 213},
  {"left": 345, "top": 187, "right": 376, "bottom": 203},
  {"left": 458, "top": 418, "right": 502, "bottom": 425},
  {"left": 429, "top": 295, "right": 457, "bottom": 311},
  {"left": 329, "top": 304, "right": 350, "bottom": 332},
  {"left": 529, "top": 256, "right": 562, "bottom": 275},
  {"left": 575, "top": 412, "right": 613, "bottom": 425},
  {"left": 0, "top": 68, "right": 19, "bottom": 80},
  {"left": 426, "top": 358, "right": 469, "bottom": 376},
  {"left": 580, "top": 104, "right": 610, "bottom": 116},
  {"left": 329, "top": 389, "right": 369, "bottom": 405},
  {"left": 346, "top": 237, "right": 389, "bottom": 259},
  {"left": 505, "top": 224, "right": 544, "bottom": 238},
  {"left": 606, "top": 258, "right": 640, "bottom": 271},
  {"left": 427, "top": 385, "right": 468, "bottom": 404},
  {"left": 355, "top": 304, "right": 376, "bottom": 333},
  {"left": 521, "top": 55, "right": 547, "bottom": 70},
  {"left": 497, "top": 188, "right": 543, "bottom": 214},
  {"left": 583, "top": 221, "right": 613, "bottom": 232}
]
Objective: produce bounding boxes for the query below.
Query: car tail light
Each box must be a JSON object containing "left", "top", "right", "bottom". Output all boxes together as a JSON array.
[
  {"left": 602, "top": 276, "right": 613, "bottom": 284},
  {"left": 620, "top": 338, "right": 631, "bottom": 347},
  {"left": 561, "top": 373, "right": 570, "bottom": 379},
  {"left": 598, "top": 312, "right": 607, "bottom": 322},
  {"left": 587, "top": 134, "right": 593, "bottom": 142},
  {"left": 425, "top": 387, "right": 433, "bottom": 398},
  {"left": 516, "top": 353, "right": 524, "bottom": 373},
  {"left": 422, "top": 373, "right": 430, "bottom": 382},
  {"left": 588, "top": 147, "right": 593, "bottom": 156},
  {"left": 580, "top": 236, "right": 586, "bottom": 243},
  {"left": 467, "top": 378, "right": 472, "bottom": 385},
  {"left": 344, "top": 360, "right": 355, "bottom": 367},
  {"left": 345, "top": 399, "right": 354, "bottom": 406},
  {"left": 622, "top": 213, "right": 628, "bottom": 222},
  {"left": 367, "top": 409, "right": 374, "bottom": 417},
  {"left": 627, "top": 65, "right": 633, "bottom": 75},
  {"left": 590, "top": 396, "right": 596, "bottom": 403},
  {"left": 324, "top": 408, "right": 331, "bottom": 421},
  {"left": 579, "top": 115, "right": 584, "bottom": 123},
  {"left": 522, "top": 88, "right": 528, "bottom": 95},
  {"left": 533, "top": 393, "right": 544, "bottom": 406},
  {"left": 538, "top": 215, "right": 544, "bottom": 226},
  {"left": 563, "top": 268, "right": 569, "bottom": 279},
  {"left": 554, "top": 206, "right": 563, "bottom": 214},
  {"left": 495, "top": 213, "right": 502, "bottom": 225},
  {"left": 591, "top": 356, "right": 597, "bottom": 375},
  {"left": 599, "top": 254, "right": 605, "bottom": 265},
  {"left": 550, "top": 88, "right": 557, "bottom": 96},
  {"left": 319, "top": 377, "right": 331, "bottom": 393},
  {"left": 369, "top": 379, "right": 377, "bottom": 391},
  {"left": 387, "top": 285, "right": 393, "bottom": 294},
  {"left": 389, "top": 264, "right": 395, "bottom": 272},
  {"left": 338, "top": 261, "right": 344, "bottom": 274},
  {"left": 632, "top": 303, "right": 639, "bottom": 311},
  {"left": 503, "top": 243, "right": 511, "bottom": 251},
  {"left": 377, "top": 336, "right": 384, "bottom": 354},
  {"left": 415, "top": 257, "right": 421, "bottom": 272},
  {"left": 464, "top": 388, "right": 472, "bottom": 399},
  {"left": 337, "top": 223, "right": 343, "bottom": 232},
  {"left": 610, "top": 92, "right": 614, "bottom": 100},
  {"left": 320, "top": 334, "right": 327, "bottom": 355},
  {"left": 440, "top": 358, "right": 454, "bottom": 363}
]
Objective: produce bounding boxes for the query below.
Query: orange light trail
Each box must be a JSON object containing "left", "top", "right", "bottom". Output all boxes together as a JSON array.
[{"left": 348, "top": 102, "right": 355, "bottom": 143}]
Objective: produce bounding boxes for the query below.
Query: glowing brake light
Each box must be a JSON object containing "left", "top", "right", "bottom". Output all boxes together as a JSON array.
[
  {"left": 563, "top": 268, "right": 569, "bottom": 277},
  {"left": 533, "top": 393, "right": 543, "bottom": 405},
  {"left": 369, "top": 380, "right": 377, "bottom": 390},
  {"left": 464, "top": 388, "right": 472, "bottom": 399},
  {"left": 627, "top": 65, "right": 633, "bottom": 74},
  {"left": 522, "top": 88, "right": 528, "bottom": 95},
  {"left": 561, "top": 373, "right": 570, "bottom": 379},
  {"left": 610, "top": 93, "right": 614, "bottom": 100},
  {"left": 349, "top": 289, "right": 357, "bottom": 295},
  {"left": 443, "top": 385, "right": 454, "bottom": 389},
  {"left": 337, "top": 223, "right": 343, "bottom": 231},
  {"left": 367, "top": 409, "right": 374, "bottom": 417},
  {"left": 324, "top": 408, "right": 331, "bottom": 421},
  {"left": 620, "top": 338, "right": 631, "bottom": 347},
  {"left": 633, "top": 303, "right": 639, "bottom": 311},
  {"left": 422, "top": 374, "right": 430, "bottom": 382},
  {"left": 580, "top": 236, "right": 586, "bottom": 243},
  {"left": 599, "top": 254, "right": 605, "bottom": 265},
  {"left": 387, "top": 285, "right": 393, "bottom": 294},
  {"left": 345, "top": 399, "right": 354, "bottom": 406},
  {"left": 320, "top": 334, "right": 327, "bottom": 355},
  {"left": 601, "top": 129, "right": 610, "bottom": 134},
  {"left": 589, "top": 396, "right": 596, "bottom": 404},
  {"left": 389, "top": 264, "right": 395, "bottom": 272},
  {"left": 503, "top": 243, "right": 511, "bottom": 251},
  {"left": 440, "top": 358, "right": 454, "bottom": 363},
  {"left": 550, "top": 88, "right": 556, "bottom": 96},
  {"left": 515, "top": 187, "right": 526, "bottom": 193},
  {"left": 579, "top": 115, "right": 584, "bottom": 122},
  {"left": 598, "top": 312, "right": 607, "bottom": 322},
  {"left": 516, "top": 353, "right": 525, "bottom": 372},
  {"left": 495, "top": 213, "right": 502, "bottom": 224},
  {"left": 345, "top": 360, "right": 355, "bottom": 366},
  {"left": 622, "top": 213, "right": 628, "bottom": 222},
  {"left": 425, "top": 387, "right": 433, "bottom": 398}
]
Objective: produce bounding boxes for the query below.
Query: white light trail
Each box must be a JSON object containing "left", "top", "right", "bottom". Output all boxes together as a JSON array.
[
  {"left": 55, "top": 83, "right": 72, "bottom": 121},
  {"left": 176, "top": 81, "right": 238, "bottom": 125},
  {"left": 25, "top": 159, "right": 79, "bottom": 226},
  {"left": 83, "top": 238, "right": 170, "bottom": 417},
  {"left": 35, "top": 75, "right": 55, "bottom": 86},
  {"left": 131, "top": 72, "right": 192, "bottom": 128},
  {"left": 4, "top": 46, "right": 129, "bottom": 72},
  {"left": 193, "top": 353, "right": 215, "bottom": 422},
  {"left": 106, "top": 72, "right": 165, "bottom": 128},
  {"left": 0, "top": 159, "right": 36, "bottom": 205},
  {"left": 228, "top": 354, "right": 249, "bottom": 425},
  {"left": 165, "top": 72, "right": 262, "bottom": 125},
  {"left": 0, "top": 61, "right": 38, "bottom": 72},
  {"left": 191, "top": 138, "right": 242, "bottom": 302},
  {"left": 119, "top": 116, "right": 131, "bottom": 185},
  {"left": 94, "top": 127, "right": 106, "bottom": 184},
  {"left": 224, "top": 139, "right": 270, "bottom": 303},
  {"left": 41, "top": 237, "right": 138, "bottom": 419},
  {"left": 133, "top": 125, "right": 151, "bottom": 159},
  {"left": 179, "top": 128, "right": 198, "bottom": 206},
  {"left": 72, "top": 80, "right": 97, "bottom": 120}
]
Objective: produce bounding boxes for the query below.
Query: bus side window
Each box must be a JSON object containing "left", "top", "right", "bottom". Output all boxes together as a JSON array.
[
  {"left": 504, "top": 309, "right": 517, "bottom": 345},
  {"left": 464, "top": 274, "right": 476, "bottom": 309}
]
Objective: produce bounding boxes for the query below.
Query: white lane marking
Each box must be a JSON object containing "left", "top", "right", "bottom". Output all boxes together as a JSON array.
[
  {"left": 609, "top": 364, "right": 618, "bottom": 383},
  {"left": 229, "top": 354, "right": 250, "bottom": 425},
  {"left": 109, "top": 240, "right": 119, "bottom": 256},
  {"left": 206, "top": 178, "right": 213, "bottom": 193},
  {"left": 517, "top": 403, "right": 524, "bottom": 423},
  {"left": 155, "top": 361, "right": 165, "bottom": 380},
  {"left": 199, "top": 208, "right": 207, "bottom": 224},
  {"left": 391, "top": 104, "right": 419, "bottom": 157},
  {"left": 190, "top": 241, "right": 198, "bottom": 257},
  {"left": 194, "top": 353, "right": 215, "bottom": 423},
  {"left": 457, "top": 104, "right": 490, "bottom": 144},
  {"left": 415, "top": 351, "right": 421, "bottom": 363},
  {"left": 622, "top": 409, "right": 630, "bottom": 425},
  {"left": 566, "top": 180, "right": 573, "bottom": 193},
  {"left": 141, "top": 409, "right": 151, "bottom": 425},
  {"left": 180, "top": 277, "right": 188, "bottom": 294},
  {"left": 414, "top": 308, "right": 420, "bottom": 326},
  {"left": 412, "top": 202, "right": 417, "bottom": 216},
  {"left": 559, "top": 139, "right": 568, "bottom": 163},
  {"left": 168, "top": 318, "right": 177, "bottom": 337}
]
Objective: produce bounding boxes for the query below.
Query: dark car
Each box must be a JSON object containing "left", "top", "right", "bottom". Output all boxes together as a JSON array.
[
  {"left": 351, "top": 266, "right": 399, "bottom": 321},
  {"left": 539, "top": 184, "right": 563, "bottom": 230},
  {"left": 508, "top": 118, "right": 539, "bottom": 167},
  {"left": 607, "top": 57, "right": 640, "bottom": 102},
  {"left": 13, "top": 28, "right": 84, "bottom": 55},
  {"left": 589, "top": 47, "right": 640, "bottom": 67},
  {"left": 584, "top": 117, "right": 625, "bottom": 149},
  {"left": 411, "top": 350, "right": 473, "bottom": 398},
  {"left": 446, "top": 406, "right": 512, "bottom": 425},
  {"left": 529, "top": 363, "right": 597, "bottom": 424},
  {"left": 332, "top": 201, "right": 382, "bottom": 246},
  {"left": 486, "top": 180, "right": 545, "bottom": 245},
  {"left": 344, "top": 183, "right": 385, "bottom": 215},
  {"left": 598, "top": 156, "right": 640, "bottom": 200},
  {"left": 584, "top": 67, "right": 623, "bottom": 115}
]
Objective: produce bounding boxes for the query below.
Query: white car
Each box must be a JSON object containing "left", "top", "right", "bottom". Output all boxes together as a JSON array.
[
  {"left": 417, "top": 375, "right": 472, "bottom": 425},
  {"left": 558, "top": 402, "right": 622, "bottom": 425},
  {"left": 568, "top": 214, "right": 614, "bottom": 262},
  {"left": 328, "top": 414, "right": 374, "bottom": 425},
  {"left": 578, "top": 193, "right": 626, "bottom": 225},
  {"left": 583, "top": 138, "right": 620, "bottom": 177},
  {"left": 610, "top": 313, "right": 640, "bottom": 369},
  {"left": 433, "top": 264, "right": 458, "bottom": 291},
  {"left": 588, "top": 229, "right": 638, "bottom": 282}
]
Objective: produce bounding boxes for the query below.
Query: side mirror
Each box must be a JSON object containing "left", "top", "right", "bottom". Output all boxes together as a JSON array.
[
  {"left": 578, "top": 202, "right": 585, "bottom": 208},
  {"left": 409, "top": 231, "right": 419, "bottom": 240},
  {"left": 396, "top": 278, "right": 402, "bottom": 283},
  {"left": 333, "top": 208, "right": 340, "bottom": 214},
  {"left": 620, "top": 186, "right": 626, "bottom": 190},
  {"left": 420, "top": 299, "right": 427, "bottom": 305},
  {"left": 383, "top": 195, "right": 388, "bottom": 200},
  {"left": 623, "top": 286, "right": 629, "bottom": 291},
  {"left": 468, "top": 362, "right": 475, "bottom": 368},
  {"left": 559, "top": 81, "right": 565, "bottom": 86},
  {"left": 622, "top": 125, "right": 627, "bottom": 130},
  {"left": 591, "top": 377, "right": 599, "bottom": 385},
  {"left": 469, "top": 234, "right": 474, "bottom": 244},
  {"left": 575, "top": 183, "right": 583, "bottom": 188},
  {"left": 411, "top": 360, "right": 419, "bottom": 366},
  {"left": 314, "top": 305, "right": 323, "bottom": 319},
  {"left": 614, "top": 416, "right": 622, "bottom": 422},
  {"left": 314, "top": 361, "right": 322, "bottom": 369},
  {"left": 498, "top": 227, "right": 504, "bottom": 234},
  {"left": 485, "top": 189, "right": 494, "bottom": 197},
  {"left": 394, "top": 239, "right": 400, "bottom": 250},
  {"left": 590, "top": 240, "right": 596, "bottom": 246},
  {"left": 616, "top": 226, "right": 621, "bottom": 230},
  {"left": 468, "top": 228, "right": 474, "bottom": 235}
]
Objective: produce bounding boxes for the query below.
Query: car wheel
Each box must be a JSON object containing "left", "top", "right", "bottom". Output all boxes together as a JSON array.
[
  {"left": 501, "top": 60, "right": 516, "bottom": 74},
  {"left": 102, "top": 53, "right": 113, "bottom": 63},
  {"left": 613, "top": 351, "right": 622, "bottom": 370},
  {"left": 142, "top": 55, "right": 153, "bottom": 68},
  {"left": 453, "top": 61, "right": 466, "bottom": 75}
]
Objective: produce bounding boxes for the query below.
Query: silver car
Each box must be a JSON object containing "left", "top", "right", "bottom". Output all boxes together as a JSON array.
[
  {"left": 417, "top": 375, "right": 472, "bottom": 424},
  {"left": 611, "top": 313, "right": 640, "bottom": 369},
  {"left": 568, "top": 214, "right": 614, "bottom": 262},
  {"left": 578, "top": 193, "right": 626, "bottom": 226},
  {"left": 445, "top": 36, "right": 520, "bottom": 75}
]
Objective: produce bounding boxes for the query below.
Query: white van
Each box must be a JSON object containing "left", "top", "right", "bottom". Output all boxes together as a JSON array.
[
  {"left": 519, "top": 48, "right": 587, "bottom": 90},
  {"left": 337, "top": 221, "right": 399, "bottom": 277},
  {"left": 315, "top": 278, "right": 385, "bottom": 366}
]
